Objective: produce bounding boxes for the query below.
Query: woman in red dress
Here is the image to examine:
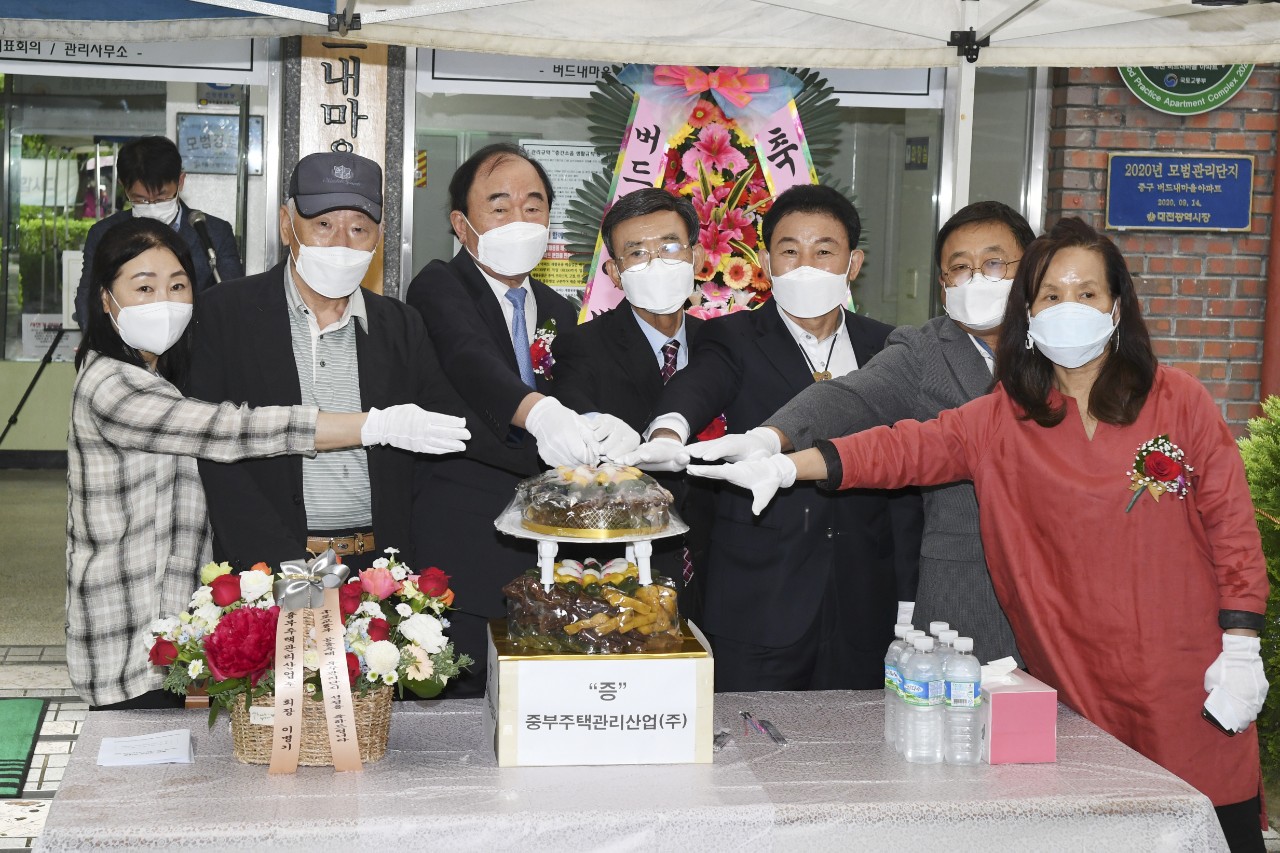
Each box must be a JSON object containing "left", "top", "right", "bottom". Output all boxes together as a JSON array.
[{"left": 691, "top": 218, "right": 1269, "bottom": 852}]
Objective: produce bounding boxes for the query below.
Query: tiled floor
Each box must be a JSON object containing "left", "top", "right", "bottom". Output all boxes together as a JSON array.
[{"left": 0, "top": 645, "right": 83, "bottom": 851}]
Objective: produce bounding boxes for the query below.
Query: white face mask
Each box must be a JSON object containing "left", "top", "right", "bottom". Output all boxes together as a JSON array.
[
  {"left": 769, "top": 257, "right": 852, "bottom": 319},
  {"left": 1027, "top": 301, "right": 1119, "bottom": 369},
  {"left": 619, "top": 260, "right": 694, "bottom": 315},
  {"left": 465, "top": 218, "right": 549, "bottom": 277},
  {"left": 944, "top": 275, "right": 1013, "bottom": 331},
  {"left": 131, "top": 197, "right": 180, "bottom": 224},
  {"left": 287, "top": 213, "right": 375, "bottom": 299},
  {"left": 109, "top": 292, "right": 192, "bottom": 356}
]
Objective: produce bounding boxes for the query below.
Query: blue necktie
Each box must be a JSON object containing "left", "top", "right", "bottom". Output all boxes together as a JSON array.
[{"left": 505, "top": 288, "right": 537, "bottom": 388}]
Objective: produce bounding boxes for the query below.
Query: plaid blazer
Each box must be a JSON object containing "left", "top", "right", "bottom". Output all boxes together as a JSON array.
[{"left": 66, "top": 352, "right": 317, "bottom": 706}]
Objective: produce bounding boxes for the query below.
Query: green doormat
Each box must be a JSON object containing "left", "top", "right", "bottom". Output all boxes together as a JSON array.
[{"left": 0, "top": 699, "right": 48, "bottom": 797}]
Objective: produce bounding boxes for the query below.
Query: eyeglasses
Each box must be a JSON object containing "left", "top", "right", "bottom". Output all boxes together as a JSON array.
[
  {"left": 128, "top": 192, "right": 179, "bottom": 206},
  {"left": 943, "top": 257, "right": 1021, "bottom": 286},
  {"left": 616, "top": 242, "right": 692, "bottom": 271}
]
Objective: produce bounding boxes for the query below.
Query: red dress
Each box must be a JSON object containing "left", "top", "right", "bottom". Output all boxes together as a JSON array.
[{"left": 831, "top": 366, "right": 1266, "bottom": 806}]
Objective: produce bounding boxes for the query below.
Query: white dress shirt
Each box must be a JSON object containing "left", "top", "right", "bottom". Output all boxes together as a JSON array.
[
  {"left": 632, "top": 308, "right": 690, "bottom": 371},
  {"left": 479, "top": 265, "right": 537, "bottom": 347}
]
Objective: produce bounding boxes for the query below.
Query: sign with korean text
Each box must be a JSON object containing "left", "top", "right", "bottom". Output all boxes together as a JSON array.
[
  {"left": 520, "top": 141, "right": 597, "bottom": 300},
  {"left": 0, "top": 38, "right": 261, "bottom": 85},
  {"left": 1118, "top": 65, "right": 1254, "bottom": 116},
  {"left": 299, "top": 37, "right": 388, "bottom": 292},
  {"left": 176, "top": 114, "right": 263, "bottom": 176},
  {"left": 1105, "top": 153, "right": 1253, "bottom": 232},
  {"left": 514, "top": 658, "right": 699, "bottom": 765}
]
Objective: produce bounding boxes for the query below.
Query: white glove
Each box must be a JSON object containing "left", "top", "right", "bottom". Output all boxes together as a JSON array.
[
  {"left": 1203, "top": 633, "right": 1269, "bottom": 733},
  {"left": 687, "top": 453, "right": 797, "bottom": 515},
  {"left": 687, "top": 426, "right": 782, "bottom": 463},
  {"left": 618, "top": 438, "right": 690, "bottom": 472},
  {"left": 361, "top": 405, "right": 469, "bottom": 454},
  {"left": 589, "top": 414, "right": 642, "bottom": 462},
  {"left": 525, "top": 397, "right": 597, "bottom": 467},
  {"left": 896, "top": 601, "right": 916, "bottom": 627}
]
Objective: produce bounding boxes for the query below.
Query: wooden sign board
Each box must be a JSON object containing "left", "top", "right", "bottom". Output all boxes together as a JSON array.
[{"left": 298, "top": 36, "right": 388, "bottom": 293}]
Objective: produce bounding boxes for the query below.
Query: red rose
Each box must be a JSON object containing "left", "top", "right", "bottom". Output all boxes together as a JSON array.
[
  {"left": 203, "top": 606, "right": 279, "bottom": 686},
  {"left": 339, "top": 582, "right": 363, "bottom": 617},
  {"left": 367, "top": 617, "right": 390, "bottom": 642},
  {"left": 209, "top": 573, "right": 242, "bottom": 607},
  {"left": 148, "top": 638, "right": 179, "bottom": 667},
  {"left": 1143, "top": 451, "right": 1183, "bottom": 481},
  {"left": 346, "top": 652, "right": 361, "bottom": 686},
  {"left": 417, "top": 567, "right": 451, "bottom": 598}
]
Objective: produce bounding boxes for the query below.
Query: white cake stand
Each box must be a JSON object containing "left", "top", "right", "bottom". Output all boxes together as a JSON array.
[{"left": 494, "top": 505, "right": 688, "bottom": 589}]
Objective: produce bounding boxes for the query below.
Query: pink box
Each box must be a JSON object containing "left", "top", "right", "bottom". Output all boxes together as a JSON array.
[{"left": 981, "top": 668, "right": 1057, "bottom": 764}]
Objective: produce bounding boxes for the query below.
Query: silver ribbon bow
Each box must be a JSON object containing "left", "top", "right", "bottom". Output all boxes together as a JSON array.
[{"left": 273, "top": 549, "right": 351, "bottom": 610}]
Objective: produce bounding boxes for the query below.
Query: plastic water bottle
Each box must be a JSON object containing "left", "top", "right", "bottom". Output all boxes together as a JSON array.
[
  {"left": 944, "top": 636, "right": 983, "bottom": 765},
  {"left": 883, "top": 623, "right": 913, "bottom": 746},
  {"left": 928, "top": 621, "right": 950, "bottom": 640},
  {"left": 894, "top": 630, "right": 926, "bottom": 752},
  {"left": 937, "top": 629, "right": 959, "bottom": 670},
  {"left": 901, "top": 637, "right": 944, "bottom": 764}
]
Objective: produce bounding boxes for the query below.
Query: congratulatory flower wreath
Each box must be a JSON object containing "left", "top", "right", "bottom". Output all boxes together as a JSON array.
[{"left": 147, "top": 548, "right": 472, "bottom": 723}]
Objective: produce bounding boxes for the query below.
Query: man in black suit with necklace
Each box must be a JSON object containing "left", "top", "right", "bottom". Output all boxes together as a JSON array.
[
  {"left": 550, "top": 188, "right": 714, "bottom": 619},
  {"left": 625, "top": 185, "right": 922, "bottom": 692},
  {"left": 406, "top": 143, "right": 639, "bottom": 697}
]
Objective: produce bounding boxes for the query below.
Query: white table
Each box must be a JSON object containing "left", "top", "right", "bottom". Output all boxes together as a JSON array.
[{"left": 36, "top": 691, "right": 1227, "bottom": 852}]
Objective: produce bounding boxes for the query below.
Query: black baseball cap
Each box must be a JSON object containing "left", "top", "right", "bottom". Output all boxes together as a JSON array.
[{"left": 287, "top": 152, "right": 382, "bottom": 223}]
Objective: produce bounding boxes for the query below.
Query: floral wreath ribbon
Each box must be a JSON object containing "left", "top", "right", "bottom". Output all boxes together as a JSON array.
[
  {"left": 269, "top": 550, "right": 362, "bottom": 774},
  {"left": 620, "top": 64, "right": 801, "bottom": 138}
]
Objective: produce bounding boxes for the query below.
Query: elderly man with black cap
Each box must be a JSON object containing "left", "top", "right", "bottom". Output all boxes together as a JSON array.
[{"left": 189, "top": 151, "right": 467, "bottom": 572}]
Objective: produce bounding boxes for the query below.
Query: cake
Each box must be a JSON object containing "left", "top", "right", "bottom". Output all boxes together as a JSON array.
[
  {"left": 517, "top": 464, "right": 673, "bottom": 536},
  {"left": 503, "top": 559, "right": 683, "bottom": 654}
]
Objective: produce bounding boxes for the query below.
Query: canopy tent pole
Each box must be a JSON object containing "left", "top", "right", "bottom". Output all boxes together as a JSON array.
[{"left": 939, "top": 59, "right": 976, "bottom": 223}]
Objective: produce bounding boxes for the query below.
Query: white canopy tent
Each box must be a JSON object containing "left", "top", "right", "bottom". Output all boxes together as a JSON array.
[{"left": 5, "top": 0, "right": 1279, "bottom": 211}]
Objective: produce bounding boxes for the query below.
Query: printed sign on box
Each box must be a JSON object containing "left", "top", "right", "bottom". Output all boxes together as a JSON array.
[
  {"left": 1105, "top": 153, "right": 1253, "bottom": 232},
  {"left": 485, "top": 621, "right": 713, "bottom": 767}
]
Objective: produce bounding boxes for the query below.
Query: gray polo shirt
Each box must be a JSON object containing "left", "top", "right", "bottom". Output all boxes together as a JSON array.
[{"left": 284, "top": 263, "right": 372, "bottom": 529}]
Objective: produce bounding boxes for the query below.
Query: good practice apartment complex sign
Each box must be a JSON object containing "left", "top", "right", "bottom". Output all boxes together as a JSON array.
[{"left": 1119, "top": 65, "right": 1254, "bottom": 116}]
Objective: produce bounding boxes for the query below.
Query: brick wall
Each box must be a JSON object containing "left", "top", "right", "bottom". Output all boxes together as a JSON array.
[{"left": 1044, "top": 66, "right": 1278, "bottom": 435}]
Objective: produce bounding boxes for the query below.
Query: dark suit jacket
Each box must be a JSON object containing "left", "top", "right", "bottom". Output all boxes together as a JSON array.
[
  {"left": 657, "top": 300, "right": 923, "bottom": 650},
  {"left": 186, "top": 262, "right": 459, "bottom": 570},
  {"left": 75, "top": 203, "right": 243, "bottom": 324},
  {"left": 549, "top": 302, "right": 714, "bottom": 598}
]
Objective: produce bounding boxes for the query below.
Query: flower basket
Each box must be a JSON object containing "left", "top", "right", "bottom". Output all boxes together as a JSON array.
[{"left": 229, "top": 685, "right": 392, "bottom": 766}]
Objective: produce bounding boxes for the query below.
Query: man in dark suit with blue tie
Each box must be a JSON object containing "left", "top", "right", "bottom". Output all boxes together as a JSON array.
[
  {"left": 405, "top": 143, "right": 639, "bottom": 697},
  {"left": 550, "top": 188, "right": 715, "bottom": 619}
]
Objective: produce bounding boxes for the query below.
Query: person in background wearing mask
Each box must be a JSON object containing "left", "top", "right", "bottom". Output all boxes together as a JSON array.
[
  {"left": 75, "top": 135, "right": 242, "bottom": 325},
  {"left": 691, "top": 218, "right": 1269, "bottom": 852},
  {"left": 406, "top": 143, "right": 638, "bottom": 698},
  {"left": 550, "top": 188, "right": 715, "bottom": 618},
  {"left": 688, "top": 201, "right": 1035, "bottom": 665},
  {"left": 70, "top": 217, "right": 466, "bottom": 711},
  {"left": 188, "top": 152, "right": 468, "bottom": 576},
  {"left": 623, "top": 184, "right": 922, "bottom": 693}
]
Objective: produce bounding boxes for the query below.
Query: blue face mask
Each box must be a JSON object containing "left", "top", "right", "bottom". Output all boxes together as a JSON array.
[{"left": 1026, "top": 301, "right": 1118, "bottom": 368}]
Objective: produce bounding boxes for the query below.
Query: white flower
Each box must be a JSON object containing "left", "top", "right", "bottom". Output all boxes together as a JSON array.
[
  {"left": 356, "top": 601, "right": 383, "bottom": 619},
  {"left": 372, "top": 557, "right": 390, "bottom": 570},
  {"left": 383, "top": 547, "right": 400, "bottom": 555},
  {"left": 382, "top": 671, "right": 399, "bottom": 686},
  {"left": 303, "top": 649, "right": 321, "bottom": 670},
  {"left": 395, "top": 603, "right": 413, "bottom": 618},
  {"left": 364, "top": 640, "right": 401, "bottom": 676},
  {"left": 193, "top": 603, "right": 223, "bottom": 628},
  {"left": 189, "top": 586, "right": 213, "bottom": 608},
  {"left": 239, "top": 571, "right": 273, "bottom": 602},
  {"left": 149, "top": 616, "right": 180, "bottom": 638},
  {"left": 187, "top": 660, "right": 205, "bottom": 679},
  {"left": 390, "top": 565, "right": 408, "bottom": 581},
  {"left": 399, "top": 613, "right": 446, "bottom": 653},
  {"left": 407, "top": 646, "right": 434, "bottom": 680}
]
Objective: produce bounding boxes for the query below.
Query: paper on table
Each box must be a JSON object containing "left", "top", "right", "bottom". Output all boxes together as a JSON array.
[
  {"left": 97, "top": 729, "right": 194, "bottom": 766},
  {"left": 981, "top": 656, "right": 1019, "bottom": 687}
]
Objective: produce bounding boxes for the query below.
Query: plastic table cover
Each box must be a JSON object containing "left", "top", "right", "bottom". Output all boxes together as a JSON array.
[{"left": 36, "top": 691, "right": 1226, "bottom": 852}]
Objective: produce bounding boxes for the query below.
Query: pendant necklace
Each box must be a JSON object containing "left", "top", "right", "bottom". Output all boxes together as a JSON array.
[{"left": 800, "top": 330, "right": 840, "bottom": 381}]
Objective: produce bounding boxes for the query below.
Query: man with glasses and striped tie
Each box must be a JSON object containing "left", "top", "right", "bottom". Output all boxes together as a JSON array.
[
  {"left": 550, "top": 188, "right": 715, "bottom": 621},
  {"left": 406, "top": 143, "right": 638, "bottom": 697}
]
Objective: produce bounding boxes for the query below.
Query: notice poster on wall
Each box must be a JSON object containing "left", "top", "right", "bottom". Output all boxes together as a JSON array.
[{"left": 519, "top": 140, "right": 598, "bottom": 300}]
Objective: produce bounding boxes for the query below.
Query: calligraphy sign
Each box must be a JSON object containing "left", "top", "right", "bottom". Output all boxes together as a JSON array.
[
  {"left": 298, "top": 36, "right": 387, "bottom": 293},
  {"left": 754, "top": 101, "right": 818, "bottom": 198}
]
